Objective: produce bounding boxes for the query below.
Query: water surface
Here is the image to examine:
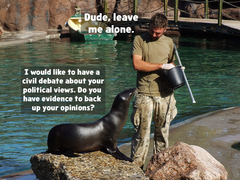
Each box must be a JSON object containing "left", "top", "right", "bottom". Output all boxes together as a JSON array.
[{"left": 0, "top": 35, "right": 240, "bottom": 176}]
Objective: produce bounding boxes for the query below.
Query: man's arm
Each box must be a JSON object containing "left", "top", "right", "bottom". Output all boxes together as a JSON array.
[{"left": 132, "top": 54, "right": 175, "bottom": 72}]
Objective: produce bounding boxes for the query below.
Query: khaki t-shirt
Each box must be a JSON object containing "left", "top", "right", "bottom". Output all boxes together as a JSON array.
[{"left": 132, "top": 33, "right": 175, "bottom": 97}]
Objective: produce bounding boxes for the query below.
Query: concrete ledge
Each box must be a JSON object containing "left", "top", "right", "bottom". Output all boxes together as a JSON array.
[{"left": 0, "top": 30, "right": 65, "bottom": 47}]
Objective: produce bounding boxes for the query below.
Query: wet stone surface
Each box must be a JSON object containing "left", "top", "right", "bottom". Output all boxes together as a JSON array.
[{"left": 30, "top": 151, "right": 149, "bottom": 180}]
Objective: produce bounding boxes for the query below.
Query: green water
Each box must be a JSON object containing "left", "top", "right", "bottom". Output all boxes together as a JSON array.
[{"left": 0, "top": 35, "right": 240, "bottom": 176}]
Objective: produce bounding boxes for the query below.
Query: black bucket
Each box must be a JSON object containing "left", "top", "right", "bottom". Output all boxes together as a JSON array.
[{"left": 164, "top": 66, "right": 185, "bottom": 90}]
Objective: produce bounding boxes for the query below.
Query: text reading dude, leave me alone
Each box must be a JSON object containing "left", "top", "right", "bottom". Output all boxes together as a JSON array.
[
  {"left": 84, "top": 13, "right": 139, "bottom": 34},
  {"left": 84, "top": 13, "right": 138, "bottom": 22}
]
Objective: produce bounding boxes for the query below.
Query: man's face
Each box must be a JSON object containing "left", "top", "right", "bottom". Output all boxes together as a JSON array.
[{"left": 149, "top": 25, "right": 166, "bottom": 41}]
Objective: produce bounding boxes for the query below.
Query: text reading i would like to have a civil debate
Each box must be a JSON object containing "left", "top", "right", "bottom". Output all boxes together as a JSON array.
[{"left": 21, "top": 66, "right": 105, "bottom": 114}]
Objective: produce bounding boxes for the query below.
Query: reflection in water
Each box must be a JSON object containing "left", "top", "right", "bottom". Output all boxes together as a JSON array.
[{"left": 0, "top": 35, "right": 240, "bottom": 176}]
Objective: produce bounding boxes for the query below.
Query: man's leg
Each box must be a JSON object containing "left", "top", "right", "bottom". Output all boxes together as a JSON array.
[
  {"left": 131, "top": 94, "right": 153, "bottom": 168},
  {"left": 152, "top": 94, "right": 177, "bottom": 154}
]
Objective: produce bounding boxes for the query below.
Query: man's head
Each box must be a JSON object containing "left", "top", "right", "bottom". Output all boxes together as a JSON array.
[{"left": 149, "top": 13, "right": 168, "bottom": 41}]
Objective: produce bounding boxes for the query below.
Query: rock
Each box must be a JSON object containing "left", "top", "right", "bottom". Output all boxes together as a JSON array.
[
  {"left": 0, "top": 0, "right": 240, "bottom": 32},
  {"left": 184, "top": 3, "right": 205, "bottom": 18},
  {"left": 145, "top": 142, "right": 228, "bottom": 180},
  {"left": 0, "top": 0, "right": 173, "bottom": 32},
  {"left": 0, "top": 0, "right": 73, "bottom": 31},
  {"left": 0, "top": 26, "right": 4, "bottom": 36},
  {"left": 30, "top": 151, "right": 149, "bottom": 180},
  {"left": 222, "top": 8, "right": 240, "bottom": 20},
  {"left": 208, "top": 8, "right": 240, "bottom": 20}
]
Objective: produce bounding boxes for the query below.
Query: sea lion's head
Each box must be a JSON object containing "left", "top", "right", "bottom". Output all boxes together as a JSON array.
[
  {"left": 119, "top": 88, "right": 137, "bottom": 103},
  {"left": 111, "top": 88, "right": 137, "bottom": 112}
]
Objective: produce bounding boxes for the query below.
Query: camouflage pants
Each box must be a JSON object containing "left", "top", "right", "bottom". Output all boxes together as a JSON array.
[{"left": 130, "top": 93, "right": 177, "bottom": 167}]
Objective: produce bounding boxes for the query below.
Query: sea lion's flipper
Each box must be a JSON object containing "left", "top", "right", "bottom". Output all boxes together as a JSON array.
[
  {"left": 103, "top": 137, "right": 117, "bottom": 153},
  {"left": 110, "top": 148, "right": 133, "bottom": 162},
  {"left": 100, "top": 147, "right": 132, "bottom": 162}
]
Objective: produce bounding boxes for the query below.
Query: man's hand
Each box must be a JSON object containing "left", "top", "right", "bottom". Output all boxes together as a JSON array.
[{"left": 162, "top": 63, "right": 175, "bottom": 70}]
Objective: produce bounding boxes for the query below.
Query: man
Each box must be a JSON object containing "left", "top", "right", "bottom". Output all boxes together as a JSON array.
[{"left": 131, "top": 13, "right": 178, "bottom": 168}]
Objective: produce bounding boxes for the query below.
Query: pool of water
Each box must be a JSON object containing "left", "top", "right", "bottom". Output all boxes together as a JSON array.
[{"left": 0, "top": 35, "right": 240, "bottom": 176}]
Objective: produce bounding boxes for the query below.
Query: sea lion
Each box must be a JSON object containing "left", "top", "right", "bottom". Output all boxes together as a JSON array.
[{"left": 46, "top": 88, "right": 136, "bottom": 161}]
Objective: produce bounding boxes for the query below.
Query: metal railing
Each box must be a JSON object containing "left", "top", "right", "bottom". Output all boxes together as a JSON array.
[
  {"left": 169, "top": 0, "right": 240, "bottom": 25},
  {"left": 80, "top": 0, "right": 240, "bottom": 27}
]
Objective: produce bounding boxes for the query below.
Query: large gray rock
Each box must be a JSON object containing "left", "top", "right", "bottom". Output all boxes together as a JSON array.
[
  {"left": 145, "top": 142, "right": 228, "bottom": 180},
  {"left": 30, "top": 150, "right": 149, "bottom": 180}
]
